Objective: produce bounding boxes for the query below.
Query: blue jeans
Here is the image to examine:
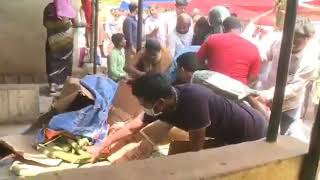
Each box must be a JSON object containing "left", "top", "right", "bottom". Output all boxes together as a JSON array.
[{"left": 281, "top": 107, "right": 302, "bottom": 135}]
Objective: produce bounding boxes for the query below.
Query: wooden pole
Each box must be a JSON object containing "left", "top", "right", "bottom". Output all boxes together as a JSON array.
[
  {"left": 93, "top": 0, "right": 99, "bottom": 74},
  {"left": 301, "top": 101, "right": 320, "bottom": 180},
  {"left": 137, "top": 0, "right": 143, "bottom": 51},
  {"left": 89, "top": 0, "right": 95, "bottom": 64},
  {"left": 266, "top": 0, "right": 298, "bottom": 142}
]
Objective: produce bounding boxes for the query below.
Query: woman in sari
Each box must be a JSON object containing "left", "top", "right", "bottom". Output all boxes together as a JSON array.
[{"left": 44, "top": 0, "right": 84, "bottom": 95}]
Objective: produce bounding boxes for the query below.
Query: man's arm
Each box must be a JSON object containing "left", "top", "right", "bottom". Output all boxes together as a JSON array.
[
  {"left": 189, "top": 128, "right": 206, "bottom": 151},
  {"left": 248, "top": 74, "right": 259, "bottom": 88},
  {"left": 167, "top": 33, "right": 176, "bottom": 57},
  {"left": 145, "top": 18, "right": 158, "bottom": 38},
  {"left": 87, "top": 113, "right": 147, "bottom": 162},
  {"left": 242, "top": 8, "right": 276, "bottom": 39},
  {"left": 248, "top": 48, "right": 262, "bottom": 88},
  {"left": 196, "top": 38, "right": 210, "bottom": 65},
  {"left": 71, "top": 18, "right": 86, "bottom": 28},
  {"left": 260, "top": 52, "right": 317, "bottom": 103},
  {"left": 124, "top": 51, "right": 146, "bottom": 78}
]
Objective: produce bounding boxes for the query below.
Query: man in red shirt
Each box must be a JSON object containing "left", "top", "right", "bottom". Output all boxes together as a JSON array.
[{"left": 197, "top": 16, "right": 261, "bottom": 87}]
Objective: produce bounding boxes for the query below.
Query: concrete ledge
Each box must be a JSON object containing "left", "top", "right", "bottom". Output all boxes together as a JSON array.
[
  {"left": 27, "top": 136, "right": 308, "bottom": 180},
  {"left": 0, "top": 84, "right": 39, "bottom": 124},
  {"left": 0, "top": 74, "right": 47, "bottom": 84}
]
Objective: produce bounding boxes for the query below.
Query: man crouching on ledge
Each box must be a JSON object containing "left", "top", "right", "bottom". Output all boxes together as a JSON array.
[{"left": 86, "top": 73, "right": 267, "bottom": 162}]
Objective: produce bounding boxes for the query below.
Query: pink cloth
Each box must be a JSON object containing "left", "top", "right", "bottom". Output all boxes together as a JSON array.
[{"left": 54, "top": 0, "right": 76, "bottom": 19}]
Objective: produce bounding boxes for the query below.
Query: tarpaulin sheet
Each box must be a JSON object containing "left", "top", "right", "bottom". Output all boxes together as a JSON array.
[{"left": 37, "top": 75, "right": 118, "bottom": 144}]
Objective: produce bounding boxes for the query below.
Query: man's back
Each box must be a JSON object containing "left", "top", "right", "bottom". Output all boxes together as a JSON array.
[
  {"left": 136, "top": 48, "right": 173, "bottom": 74},
  {"left": 144, "top": 84, "right": 266, "bottom": 144},
  {"left": 197, "top": 33, "right": 261, "bottom": 85}
]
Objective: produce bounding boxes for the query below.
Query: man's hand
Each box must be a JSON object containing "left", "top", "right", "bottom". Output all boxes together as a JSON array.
[
  {"left": 246, "top": 95, "right": 271, "bottom": 120},
  {"left": 109, "top": 122, "right": 126, "bottom": 135},
  {"left": 138, "top": 71, "right": 147, "bottom": 78},
  {"left": 85, "top": 145, "right": 108, "bottom": 163},
  {"left": 257, "top": 90, "right": 273, "bottom": 106},
  {"left": 85, "top": 116, "right": 146, "bottom": 163}
]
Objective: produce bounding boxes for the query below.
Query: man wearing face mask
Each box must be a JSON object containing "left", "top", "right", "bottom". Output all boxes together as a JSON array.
[
  {"left": 124, "top": 39, "right": 172, "bottom": 79},
  {"left": 86, "top": 73, "right": 267, "bottom": 162},
  {"left": 167, "top": 13, "right": 194, "bottom": 57}
]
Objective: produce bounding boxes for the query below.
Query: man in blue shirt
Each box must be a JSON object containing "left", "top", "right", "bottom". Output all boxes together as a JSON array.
[
  {"left": 123, "top": 3, "right": 138, "bottom": 57},
  {"left": 167, "top": 46, "right": 201, "bottom": 83}
]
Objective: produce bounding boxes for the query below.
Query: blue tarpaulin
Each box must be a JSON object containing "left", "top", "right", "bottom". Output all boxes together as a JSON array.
[{"left": 37, "top": 75, "right": 118, "bottom": 145}]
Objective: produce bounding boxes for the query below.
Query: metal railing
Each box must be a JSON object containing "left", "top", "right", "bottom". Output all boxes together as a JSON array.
[{"left": 266, "top": 0, "right": 298, "bottom": 142}]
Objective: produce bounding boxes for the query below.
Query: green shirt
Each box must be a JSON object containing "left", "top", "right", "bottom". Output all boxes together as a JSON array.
[{"left": 109, "top": 48, "right": 127, "bottom": 81}]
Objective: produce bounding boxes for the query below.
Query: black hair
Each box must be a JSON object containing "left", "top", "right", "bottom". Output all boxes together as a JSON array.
[
  {"left": 208, "top": 9, "right": 224, "bottom": 34},
  {"left": 145, "top": 39, "right": 161, "bottom": 52},
  {"left": 111, "top": 33, "right": 124, "bottom": 47},
  {"left": 192, "top": 16, "right": 211, "bottom": 45},
  {"left": 177, "top": 52, "right": 206, "bottom": 72},
  {"left": 132, "top": 73, "right": 173, "bottom": 103},
  {"left": 223, "top": 16, "right": 242, "bottom": 32},
  {"left": 129, "top": 2, "right": 138, "bottom": 13},
  {"left": 175, "top": 0, "right": 188, "bottom": 6}
]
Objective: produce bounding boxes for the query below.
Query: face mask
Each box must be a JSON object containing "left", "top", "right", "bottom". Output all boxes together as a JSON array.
[{"left": 143, "top": 103, "right": 162, "bottom": 117}]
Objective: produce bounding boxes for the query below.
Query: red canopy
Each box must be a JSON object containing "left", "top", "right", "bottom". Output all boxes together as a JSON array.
[
  {"left": 184, "top": 0, "right": 320, "bottom": 25},
  {"left": 307, "top": 0, "right": 320, "bottom": 6}
]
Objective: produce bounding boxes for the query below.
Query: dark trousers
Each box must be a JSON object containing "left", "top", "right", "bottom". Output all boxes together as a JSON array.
[
  {"left": 46, "top": 51, "right": 73, "bottom": 85},
  {"left": 280, "top": 113, "right": 295, "bottom": 135}
]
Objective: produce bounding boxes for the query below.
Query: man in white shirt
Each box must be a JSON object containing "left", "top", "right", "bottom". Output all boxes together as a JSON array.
[
  {"left": 167, "top": 13, "right": 193, "bottom": 57},
  {"left": 258, "top": 17, "right": 318, "bottom": 135},
  {"left": 145, "top": 5, "right": 166, "bottom": 46},
  {"left": 106, "top": 8, "right": 124, "bottom": 41},
  {"left": 164, "top": 0, "right": 189, "bottom": 41}
]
